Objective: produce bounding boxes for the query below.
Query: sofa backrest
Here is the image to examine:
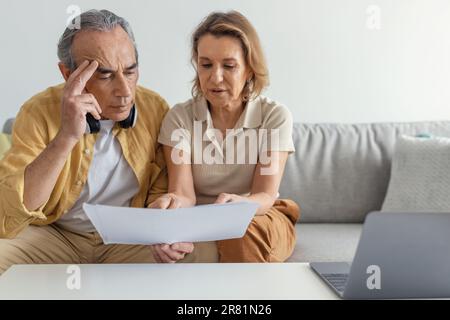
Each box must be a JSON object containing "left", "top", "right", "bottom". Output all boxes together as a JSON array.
[
  {"left": 279, "top": 121, "right": 450, "bottom": 223},
  {"left": 4, "top": 118, "right": 450, "bottom": 223},
  {"left": 2, "top": 118, "right": 14, "bottom": 134}
]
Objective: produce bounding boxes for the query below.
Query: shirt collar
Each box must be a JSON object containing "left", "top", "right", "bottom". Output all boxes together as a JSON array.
[
  {"left": 193, "top": 96, "right": 262, "bottom": 129},
  {"left": 99, "top": 119, "right": 115, "bottom": 134},
  {"left": 193, "top": 97, "right": 209, "bottom": 122}
]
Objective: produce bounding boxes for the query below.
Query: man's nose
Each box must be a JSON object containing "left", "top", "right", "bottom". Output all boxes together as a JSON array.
[{"left": 114, "top": 74, "right": 132, "bottom": 98}]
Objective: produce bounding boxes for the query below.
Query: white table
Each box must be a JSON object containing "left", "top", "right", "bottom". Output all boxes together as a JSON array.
[{"left": 0, "top": 262, "right": 338, "bottom": 300}]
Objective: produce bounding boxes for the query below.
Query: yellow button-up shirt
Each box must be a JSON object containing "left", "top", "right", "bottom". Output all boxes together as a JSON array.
[{"left": 0, "top": 84, "right": 169, "bottom": 238}]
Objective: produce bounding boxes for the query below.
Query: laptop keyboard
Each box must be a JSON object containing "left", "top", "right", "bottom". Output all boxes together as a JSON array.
[{"left": 322, "top": 273, "right": 349, "bottom": 293}]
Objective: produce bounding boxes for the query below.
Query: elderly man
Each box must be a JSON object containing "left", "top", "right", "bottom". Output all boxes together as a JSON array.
[{"left": 0, "top": 9, "right": 216, "bottom": 274}]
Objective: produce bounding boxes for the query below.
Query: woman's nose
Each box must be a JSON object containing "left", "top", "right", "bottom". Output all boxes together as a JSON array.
[{"left": 210, "top": 66, "right": 224, "bottom": 84}]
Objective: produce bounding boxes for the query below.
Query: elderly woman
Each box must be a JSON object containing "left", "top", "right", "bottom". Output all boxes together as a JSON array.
[{"left": 149, "top": 11, "right": 299, "bottom": 263}]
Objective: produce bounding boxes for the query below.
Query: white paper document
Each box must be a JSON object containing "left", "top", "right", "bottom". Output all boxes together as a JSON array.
[{"left": 82, "top": 202, "right": 258, "bottom": 245}]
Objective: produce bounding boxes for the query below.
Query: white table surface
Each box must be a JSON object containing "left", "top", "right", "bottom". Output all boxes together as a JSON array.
[{"left": 0, "top": 262, "right": 338, "bottom": 300}]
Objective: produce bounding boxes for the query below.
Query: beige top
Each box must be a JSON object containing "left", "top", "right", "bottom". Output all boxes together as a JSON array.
[{"left": 158, "top": 95, "right": 295, "bottom": 204}]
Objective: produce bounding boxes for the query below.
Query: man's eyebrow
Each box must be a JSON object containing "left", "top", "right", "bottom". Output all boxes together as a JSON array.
[
  {"left": 96, "top": 63, "right": 138, "bottom": 74},
  {"left": 96, "top": 67, "right": 114, "bottom": 74},
  {"left": 125, "top": 63, "right": 138, "bottom": 71}
]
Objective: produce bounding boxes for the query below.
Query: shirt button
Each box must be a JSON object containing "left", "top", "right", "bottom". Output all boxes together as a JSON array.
[
  {"left": 76, "top": 180, "right": 83, "bottom": 186},
  {"left": 84, "top": 149, "right": 90, "bottom": 155}
]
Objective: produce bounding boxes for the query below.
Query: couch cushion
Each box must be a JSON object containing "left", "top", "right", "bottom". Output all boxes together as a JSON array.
[
  {"left": 287, "top": 223, "right": 363, "bottom": 263},
  {"left": 279, "top": 122, "right": 450, "bottom": 223},
  {"left": 382, "top": 135, "right": 450, "bottom": 212}
]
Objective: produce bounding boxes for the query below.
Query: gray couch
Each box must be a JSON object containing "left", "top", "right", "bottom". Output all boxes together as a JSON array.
[
  {"left": 4, "top": 118, "right": 450, "bottom": 263},
  {"left": 2, "top": 119, "right": 13, "bottom": 135},
  {"left": 281, "top": 121, "right": 450, "bottom": 263}
]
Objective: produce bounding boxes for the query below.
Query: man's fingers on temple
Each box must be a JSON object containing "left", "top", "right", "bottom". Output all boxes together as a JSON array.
[
  {"left": 66, "top": 60, "right": 89, "bottom": 85},
  {"left": 68, "top": 61, "right": 99, "bottom": 95},
  {"left": 77, "top": 60, "right": 98, "bottom": 88}
]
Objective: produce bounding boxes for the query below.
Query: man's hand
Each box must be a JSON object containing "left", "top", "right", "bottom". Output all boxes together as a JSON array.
[
  {"left": 147, "top": 193, "right": 183, "bottom": 209},
  {"left": 147, "top": 193, "right": 194, "bottom": 263},
  {"left": 23, "top": 60, "right": 102, "bottom": 211},
  {"left": 59, "top": 60, "right": 102, "bottom": 143},
  {"left": 150, "top": 243, "right": 194, "bottom": 263}
]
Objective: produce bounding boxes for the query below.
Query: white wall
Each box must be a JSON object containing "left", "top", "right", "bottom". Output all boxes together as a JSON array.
[{"left": 1, "top": 0, "right": 450, "bottom": 125}]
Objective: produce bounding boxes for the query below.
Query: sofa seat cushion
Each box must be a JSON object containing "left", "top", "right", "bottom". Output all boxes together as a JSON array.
[{"left": 287, "top": 223, "right": 363, "bottom": 263}]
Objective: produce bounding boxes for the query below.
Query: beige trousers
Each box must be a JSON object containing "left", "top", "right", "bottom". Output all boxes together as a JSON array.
[
  {"left": 217, "top": 199, "right": 300, "bottom": 262},
  {"left": 0, "top": 224, "right": 218, "bottom": 275}
]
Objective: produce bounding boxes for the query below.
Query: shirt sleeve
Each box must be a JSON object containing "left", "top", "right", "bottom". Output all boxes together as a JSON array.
[
  {"left": 157, "top": 104, "right": 192, "bottom": 154},
  {"left": 145, "top": 143, "right": 169, "bottom": 206},
  {"left": 0, "top": 105, "right": 49, "bottom": 238},
  {"left": 260, "top": 104, "right": 295, "bottom": 154}
]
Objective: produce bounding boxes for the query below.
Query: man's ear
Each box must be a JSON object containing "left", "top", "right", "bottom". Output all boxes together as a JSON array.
[
  {"left": 135, "top": 68, "right": 140, "bottom": 83},
  {"left": 58, "top": 62, "right": 71, "bottom": 81}
]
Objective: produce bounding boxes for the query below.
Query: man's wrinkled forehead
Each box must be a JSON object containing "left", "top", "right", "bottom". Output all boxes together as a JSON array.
[{"left": 71, "top": 26, "right": 137, "bottom": 70}]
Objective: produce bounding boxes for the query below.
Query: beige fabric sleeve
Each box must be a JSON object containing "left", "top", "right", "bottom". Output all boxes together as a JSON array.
[
  {"left": 261, "top": 104, "right": 295, "bottom": 153},
  {"left": 158, "top": 103, "right": 192, "bottom": 154}
]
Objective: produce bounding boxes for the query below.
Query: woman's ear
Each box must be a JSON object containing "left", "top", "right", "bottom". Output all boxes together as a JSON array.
[
  {"left": 246, "top": 72, "right": 255, "bottom": 87},
  {"left": 58, "top": 62, "right": 71, "bottom": 81},
  {"left": 247, "top": 71, "right": 254, "bottom": 83}
]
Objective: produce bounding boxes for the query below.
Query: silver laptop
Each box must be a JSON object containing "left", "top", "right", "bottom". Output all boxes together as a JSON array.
[{"left": 310, "top": 211, "right": 450, "bottom": 299}]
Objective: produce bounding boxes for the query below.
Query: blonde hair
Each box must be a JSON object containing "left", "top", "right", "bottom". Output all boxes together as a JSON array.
[{"left": 191, "top": 11, "right": 269, "bottom": 101}]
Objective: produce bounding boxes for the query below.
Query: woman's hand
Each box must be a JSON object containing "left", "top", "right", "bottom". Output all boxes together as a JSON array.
[
  {"left": 150, "top": 242, "right": 194, "bottom": 263},
  {"left": 214, "top": 193, "right": 247, "bottom": 204},
  {"left": 148, "top": 193, "right": 182, "bottom": 209}
]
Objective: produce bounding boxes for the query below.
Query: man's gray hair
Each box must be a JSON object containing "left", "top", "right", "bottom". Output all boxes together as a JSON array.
[{"left": 57, "top": 9, "right": 138, "bottom": 70}]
